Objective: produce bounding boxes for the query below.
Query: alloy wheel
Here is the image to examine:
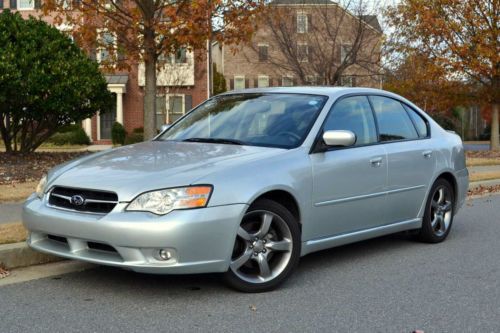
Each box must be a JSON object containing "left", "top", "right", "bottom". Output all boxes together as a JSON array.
[
  {"left": 230, "top": 210, "right": 293, "bottom": 284},
  {"left": 430, "top": 185, "right": 453, "bottom": 237}
]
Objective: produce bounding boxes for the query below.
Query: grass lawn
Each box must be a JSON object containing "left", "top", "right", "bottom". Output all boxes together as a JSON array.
[
  {"left": 0, "top": 182, "right": 37, "bottom": 202},
  {"left": 0, "top": 223, "right": 27, "bottom": 245}
]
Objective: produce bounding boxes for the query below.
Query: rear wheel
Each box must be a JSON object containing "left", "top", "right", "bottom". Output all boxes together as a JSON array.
[
  {"left": 224, "top": 199, "right": 300, "bottom": 292},
  {"left": 417, "top": 178, "right": 455, "bottom": 243}
]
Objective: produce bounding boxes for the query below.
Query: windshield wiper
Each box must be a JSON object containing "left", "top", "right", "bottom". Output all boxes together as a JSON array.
[{"left": 182, "top": 137, "right": 244, "bottom": 145}]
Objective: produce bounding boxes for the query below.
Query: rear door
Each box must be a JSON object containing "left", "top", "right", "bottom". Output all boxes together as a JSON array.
[
  {"left": 368, "top": 96, "right": 436, "bottom": 223},
  {"left": 309, "top": 96, "right": 388, "bottom": 240}
]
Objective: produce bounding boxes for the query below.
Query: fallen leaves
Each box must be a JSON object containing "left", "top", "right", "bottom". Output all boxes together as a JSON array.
[
  {"left": 0, "top": 152, "right": 88, "bottom": 185},
  {"left": 468, "top": 184, "right": 500, "bottom": 197}
]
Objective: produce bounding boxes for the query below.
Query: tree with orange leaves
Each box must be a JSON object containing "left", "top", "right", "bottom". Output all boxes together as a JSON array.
[
  {"left": 383, "top": 51, "right": 470, "bottom": 114},
  {"left": 385, "top": 0, "right": 499, "bottom": 150},
  {"left": 42, "top": 0, "right": 262, "bottom": 139}
]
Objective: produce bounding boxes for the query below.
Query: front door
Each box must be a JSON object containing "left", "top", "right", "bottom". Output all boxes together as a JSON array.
[
  {"left": 309, "top": 96, "right": 388, "bottom": 240},
  {"left": 99, "top": 109, "right": 116, "bottom": 140}
]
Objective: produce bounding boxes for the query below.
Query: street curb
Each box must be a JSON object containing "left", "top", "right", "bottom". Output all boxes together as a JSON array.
[
  {"left": 469, "top": 179, "right": 500, "bottom": 190},
  {"left": 0, "top": 242, "right": 63, "bottom": 269}
]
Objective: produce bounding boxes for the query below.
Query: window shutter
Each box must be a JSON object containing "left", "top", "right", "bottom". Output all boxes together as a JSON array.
[
  {"left": 245, "top": 79, "right": 249, "bottom": 88},
  {"left": 269, "top": 77, "right": 273, "bottom": 87},
  {"left": 9, "top": 0, "right": 16, "bottom": 9},
  {"left": 292, "top": 78, "right": 297, "bottom": 86},
  {"left": 89, "top": 46, "right": 97, "bottom": 61},
  {"left": 308, "top": 46, "right": 313, "bottom": 63},
  {"left": 117, "top": 34, "right": 125, "bottom": 61},
  {"left": 184, "top": 95, "right": 192, "bottom": 112},
  {"left": 229, "top": 79, "right": 234, "bottom": 90},
  {"left": 307, "top": 14, "right": 312, "bottom": 31},
  {"left": 34, "top": 0, "right": 41, "bottom": 9},
  {"left": 292, "top": 15, "right": 297, "bottom": 33},
  {"left": 352, "top": 77, "right": 357, "bottom": 87},
  {"left": 253, "top": 78, "right": 258, "bottom": 88}
]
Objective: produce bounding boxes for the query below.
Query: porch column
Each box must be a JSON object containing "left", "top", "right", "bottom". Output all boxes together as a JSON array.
[
  {"left": 83, "top": 118, "right": 92, "bottom": 141},
  {"left": 116, "top": 92, "right": 124, "bottom": 125}
]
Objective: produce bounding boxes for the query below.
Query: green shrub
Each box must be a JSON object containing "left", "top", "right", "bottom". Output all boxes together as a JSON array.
[
  {"left": 124, "top": 133, "right": 144, "bottom": 145},
  {"left": 124, "top": 130, "right": 144, "bottom": 145},
  {"left": 132, "top": 127, "right": 144, "bottom": 134},
  {"left": 57, "top": 124, "right": 83, "bottom": 133},
  {"left": 48, "top": 126, "right": 90, "bottom": 145},
  {"left": 111, "top": 122, "right": 127, "bottom": 145}
]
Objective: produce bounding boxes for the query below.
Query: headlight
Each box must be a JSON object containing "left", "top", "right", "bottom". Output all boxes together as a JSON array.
[
  {"left": 126, "top": 186, "right": 212, "bottom": 215},
  {"left": 35, "top": 174, "right": 48, "bottom": 199}
]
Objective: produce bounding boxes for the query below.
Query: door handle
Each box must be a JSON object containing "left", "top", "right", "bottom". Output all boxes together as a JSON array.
[
  {"left": 369, "top": 157, "right": 383, "bottom": 167},
  {"left": 423, "top": 150, "right": 433, "bottom": 159}
]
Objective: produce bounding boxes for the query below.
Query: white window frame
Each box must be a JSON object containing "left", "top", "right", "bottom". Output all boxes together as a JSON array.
[
  {"left": 234, "top": 75, "right": 245, "bottom": 90},
  {"left": 341, "top": 44, "right": 352, "bottom": 63},
  {"left": 306, "top": 75, "right": 318, "bottom": 86},
  {"left": 18, "top": 0, "right": 35, "bottom": 10},
  {"left": 297, "top": 43, "right": 309, "bottom": 63},
  {"left": 96, "top": 30, "right": 117, "bottom": 64},
  {"left": 257, "top": 75, "right": 269, "bottom": 88},
  {"left": 166, "top": 94, "right": 185, "bottom": 124},
  {"left": 340, "top": 75, "right": 355, "bottom": 87},
  {"left": 257, "top": 43, "right": 269, "bottom": 62},
  {"left": 282, "top": 76, "right": 294, "bottom": 87},
  {"left": 297, "top": 12, "right": 308, "bottom": 33}
]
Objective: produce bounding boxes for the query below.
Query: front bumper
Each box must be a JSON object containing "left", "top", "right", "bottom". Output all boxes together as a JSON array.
[{"left": 22, "top": 194, "right": 247, "bottom": 274}]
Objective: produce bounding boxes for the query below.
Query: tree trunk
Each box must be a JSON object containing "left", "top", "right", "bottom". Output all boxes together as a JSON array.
[
  {"left": 491, "top": 103, "right": 499, "bottom": 151},
  {"left": 143, "top": 58, "right": 157, "bottom": 140}
]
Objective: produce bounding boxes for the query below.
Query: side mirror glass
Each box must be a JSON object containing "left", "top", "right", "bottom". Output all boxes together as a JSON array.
[{"left": 322, "top": 130, "right": 356, "bottom": 147}]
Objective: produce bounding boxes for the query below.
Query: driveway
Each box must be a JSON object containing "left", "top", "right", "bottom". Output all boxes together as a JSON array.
[{"left": 1, "top": 194, "right": 499, "bottom": 332}]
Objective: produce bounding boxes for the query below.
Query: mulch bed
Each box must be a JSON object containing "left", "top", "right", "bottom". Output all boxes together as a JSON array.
[
  {"left": 466, "top": 151, "right": 500, "bottom": 159},
  {"left": 468, "top": 184, "right": 500, "bottom": 197},
  {"left": 0, "top": 152, "right": 89, "bottom": 185}
]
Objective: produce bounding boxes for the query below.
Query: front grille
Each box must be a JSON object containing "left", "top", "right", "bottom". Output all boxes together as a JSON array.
[{"left": 48, "top": 186, "right": 118, "bottom": 214}]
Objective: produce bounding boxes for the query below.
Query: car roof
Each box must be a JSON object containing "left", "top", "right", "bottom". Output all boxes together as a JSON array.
[
  {"left": 218, "top": 86, "right": 422, "bottom": 112},
  {"left": 219, "top": 86, "right": 392, "bottom": 98}
]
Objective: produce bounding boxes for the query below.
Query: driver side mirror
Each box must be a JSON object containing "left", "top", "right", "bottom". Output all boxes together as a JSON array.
[{"left": 322, "top": 130, "right": 356, "bottom": 147}]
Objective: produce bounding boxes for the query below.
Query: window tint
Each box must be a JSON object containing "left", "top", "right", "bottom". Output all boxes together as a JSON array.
[
  {"left": 324, "top": 96, "right": 377, "bottom": 146},
  {"left": 403, "top": 104, "right": 428, "bottom": 138},
  {"left": 369, "top": 96, "right": 418, "bottom": 141}
]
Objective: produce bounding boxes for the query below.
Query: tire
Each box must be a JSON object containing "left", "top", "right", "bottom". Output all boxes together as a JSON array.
[
  {"left": 223, "top": 199, "right": 301, "bottom": 292},
  {"left": 417, "top": 178, "right": 455, "bottom": 243}
]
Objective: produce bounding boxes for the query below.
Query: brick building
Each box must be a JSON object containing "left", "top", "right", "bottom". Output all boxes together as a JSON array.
[
  {"left": 213, "top": 0, "right": 383, "bottom": 91},
  {"left": 1, "top": 1, "right": 209, "bottom": 144}
]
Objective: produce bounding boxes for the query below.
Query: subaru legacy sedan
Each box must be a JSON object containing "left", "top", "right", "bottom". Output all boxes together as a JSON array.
[{"left": 23, "top": 87, "right": 468, "bottom": 292}]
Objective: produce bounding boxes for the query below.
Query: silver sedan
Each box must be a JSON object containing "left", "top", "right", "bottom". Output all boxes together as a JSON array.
[{"left": 23, "top": 87, "right": 468, "bottom": 292}]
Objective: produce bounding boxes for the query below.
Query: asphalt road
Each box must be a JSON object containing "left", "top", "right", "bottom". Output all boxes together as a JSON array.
[{"left": 1, "top": 194, "right": 500, "bottom": 332}]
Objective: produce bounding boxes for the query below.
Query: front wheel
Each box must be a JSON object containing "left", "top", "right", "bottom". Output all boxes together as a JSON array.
[
  {"left": 224, "top": 199, "right": 301, "bottom": 292},
  {"left": 417, "top": 178, "right": 455, "bottom": 243}
]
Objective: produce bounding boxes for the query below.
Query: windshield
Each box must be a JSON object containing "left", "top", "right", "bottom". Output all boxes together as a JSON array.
[{"left": 157, "top": 93, "right": 328, "bottom": 149}]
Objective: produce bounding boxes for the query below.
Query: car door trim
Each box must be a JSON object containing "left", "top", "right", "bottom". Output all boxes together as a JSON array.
[
  {"left": 301, "top": 218, "right": 421, "bottom": 255},
  {"left": 314, "top": 184, "right": 426, "bottom": 207}
]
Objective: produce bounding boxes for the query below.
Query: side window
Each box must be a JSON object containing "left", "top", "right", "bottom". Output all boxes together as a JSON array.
[
  {"left": 403, "top": 104, "right": 429, "bottom": 138},
  {"left": 324, "top": 96, "right": 377, "bottom": 146},
  {"left": 369, "top": 96, "right": 418, "bottom": 142}
]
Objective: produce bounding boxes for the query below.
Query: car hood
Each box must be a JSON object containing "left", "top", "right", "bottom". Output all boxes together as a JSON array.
[{"left": 48, "top": 141, "right": 282, "bottom": 201}]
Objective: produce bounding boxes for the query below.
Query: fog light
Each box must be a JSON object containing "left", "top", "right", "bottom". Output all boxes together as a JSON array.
[{"left": 158, "top": 249, "right": 172, "bottom": 261}]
